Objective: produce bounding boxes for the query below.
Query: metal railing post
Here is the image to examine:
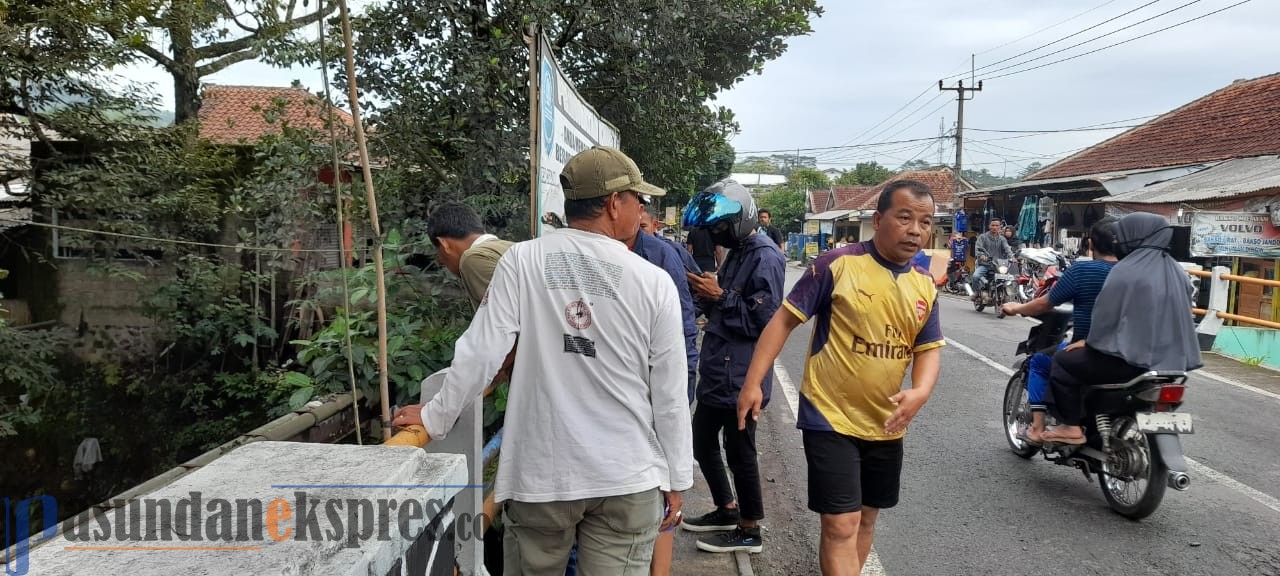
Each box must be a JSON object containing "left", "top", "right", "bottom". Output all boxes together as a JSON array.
[{"left": 1195, "top": 265, "right": 1231, "bottom": 350}]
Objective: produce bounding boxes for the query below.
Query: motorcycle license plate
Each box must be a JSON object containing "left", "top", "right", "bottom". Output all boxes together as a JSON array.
[
  {"left": 1136, "top": 412, "right": 1193, "bottom": 434},
  {"left": 994, "top": 274, "right": 1015, "bottom": 281}
]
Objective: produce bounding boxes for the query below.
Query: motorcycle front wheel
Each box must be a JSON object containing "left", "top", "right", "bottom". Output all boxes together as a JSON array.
[
  {"left": 1098, "top": 416, "right": 1169, "bottom": 520},
  {"left": 1017, "top": 284, "right": 1033, "bottom": 303},
  {"left": 995, "top": 287, "right": 1008, "bottom": 318},
  {"left": 1002, "top": 371, "right": 1039, "bottom": 459}
]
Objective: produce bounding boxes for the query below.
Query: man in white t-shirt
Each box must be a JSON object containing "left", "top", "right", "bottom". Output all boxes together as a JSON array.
[{"left": 393, "top": 146, "right": 693, "bottom": 575}]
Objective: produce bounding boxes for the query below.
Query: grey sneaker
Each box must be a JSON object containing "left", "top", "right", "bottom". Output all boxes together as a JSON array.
[
  {"left": 696, "top": 526, "right": 763, "bottom": 554},
  {"left": 680, "top": 507, "right": 740, "bottom": 533}
]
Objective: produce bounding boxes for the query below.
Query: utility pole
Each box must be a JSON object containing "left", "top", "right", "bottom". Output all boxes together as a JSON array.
[{"left": 939, "top": 78, "right": 982, "bottom": 201}]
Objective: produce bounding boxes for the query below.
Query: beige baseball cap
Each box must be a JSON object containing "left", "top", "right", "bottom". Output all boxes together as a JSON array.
[{"left": 560, "top": 147, "right": 666, "bottom": 200}]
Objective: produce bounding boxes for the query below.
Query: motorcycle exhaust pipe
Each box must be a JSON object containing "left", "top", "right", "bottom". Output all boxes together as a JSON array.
[
  {"left": 964, "top": 284, "right": 975, "bottom": 297},
  {"left": 1168, "top": 471, "right": 1191, "bottom": 491}
]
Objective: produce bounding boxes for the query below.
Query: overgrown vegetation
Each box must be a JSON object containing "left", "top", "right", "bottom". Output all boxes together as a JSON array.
[{"left": 1, "top": 0, "right": 823, "bottom": 521}]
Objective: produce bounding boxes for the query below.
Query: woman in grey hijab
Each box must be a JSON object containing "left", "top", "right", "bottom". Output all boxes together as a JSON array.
[{"left": 1041, "top": 212, "right": 1202, "bottom": 444}]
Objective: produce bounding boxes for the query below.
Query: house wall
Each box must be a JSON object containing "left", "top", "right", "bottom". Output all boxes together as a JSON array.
[
  {"left": 1212, "top": 326, "right": 1280, "bottom": 370},
  {"left": 56, "top": 259, "right": 169, "bottom": 328}
]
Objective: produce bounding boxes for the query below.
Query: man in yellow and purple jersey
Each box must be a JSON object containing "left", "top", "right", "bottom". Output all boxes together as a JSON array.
[{"left": 736, "top": 179, "right": 944, "bottom": 576}]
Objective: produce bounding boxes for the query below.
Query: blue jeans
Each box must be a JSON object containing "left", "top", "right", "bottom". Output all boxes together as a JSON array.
[
  {"left": 971, "top": 264, "right": 991, "bottom": 293},
  {"left": 1026, "top": 341, "right": 1068, "bottom": 412}
]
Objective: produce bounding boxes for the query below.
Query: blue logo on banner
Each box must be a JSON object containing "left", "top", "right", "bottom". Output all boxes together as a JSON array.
[
  {"left": 4, "top": 496, "right": 58, "bottom": 576},
  {"left": 541, "top": 59, "right": 555, "bottom": 156}
]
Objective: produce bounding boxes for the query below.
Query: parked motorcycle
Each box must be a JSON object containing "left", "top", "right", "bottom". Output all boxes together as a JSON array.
[
  {"left": 1015, "top": 247, "right": 1071, "bottom": 303},
  {"left": 943, "top": 261, "right": 971, "bottom": 295},
  {"left": 1002, "top": 308, "right": 1194, "bottom": 519},
  {"left": 966, "top": 258, "right": 1014, "bottom": 317}
]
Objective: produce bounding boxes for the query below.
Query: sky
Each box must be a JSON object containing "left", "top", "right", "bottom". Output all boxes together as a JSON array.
[{"left": 119, "top": 0, "right": 1280, "bottom": 177}]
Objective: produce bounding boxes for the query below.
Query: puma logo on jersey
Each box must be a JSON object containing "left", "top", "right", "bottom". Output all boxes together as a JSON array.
[{"left": 857, "top": 288, "right": 876, "bottom": 301}]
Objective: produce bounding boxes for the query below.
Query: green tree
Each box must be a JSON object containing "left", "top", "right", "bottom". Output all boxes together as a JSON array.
[
  {"left": 787, "top": 167, "right": 829, "bottom": 192},
  {"left": 2, "top": 0, "right": 338, "bottom": 124},
  {"left": 899, "top": 159, "right": 932, "bottom": 172},
  {"left": 961, "top": 168, "right": 1016, "bottom": 188},
  {"left": 757, "top": 188, "right": 805, "bottom": 234},
  {"left": 1019, "top": 161, "right": 1045, "bottom": 181},
  {"left": 733, "top": 156, "right": 781, "bottom": 174},
  {"left": 835, "top": 161, "right": 894, "bottom": 186},
  {"left": 352, "top": 0, "right": 823, "bottom": 224},
  {"left": 1, "top": 0, "right": 161, "bottom": 143}
]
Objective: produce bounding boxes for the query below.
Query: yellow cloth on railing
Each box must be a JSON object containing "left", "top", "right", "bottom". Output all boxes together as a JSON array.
[{"left": 385, "top": 425, "right": 430, "bottom": 447}]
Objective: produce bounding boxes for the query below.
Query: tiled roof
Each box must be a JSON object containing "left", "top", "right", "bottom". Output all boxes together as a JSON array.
[
  {"left": 197, "top": 84, "right": 353, "bottom": 145},
  {"left": 832, "top": 185, "right": 878, "bottom": 210},
  {"left": 866, "top": 168, "right": 972, "bottom": 209},
  {"left": 1032, "top": 74, "right": 1280, "bottom": 180},
  {"left": 808, "top": 189, "right": 832, "bottom": 213}
]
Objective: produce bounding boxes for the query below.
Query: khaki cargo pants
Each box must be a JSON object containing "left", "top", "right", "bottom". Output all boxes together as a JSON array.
[{"left": 502, "top": 488, "right": 661, "bottom": 576}]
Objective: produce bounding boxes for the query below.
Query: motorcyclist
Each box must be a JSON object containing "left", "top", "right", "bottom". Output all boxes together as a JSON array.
[
  {"left": 1000, "top": 216, "right": 1119, "bottom": 443},
  {"left": 945, "top": 232, "right": 968, "bottom": 289},
  {"left": 969, "top": 218, "right": 1013, "bottom": 299},
  {"left": 1003, "top": 227, "right": 1024, "bottom": 275},
  {"left": 1042, "top": 212, "right": 1203, "bottom": 445}
]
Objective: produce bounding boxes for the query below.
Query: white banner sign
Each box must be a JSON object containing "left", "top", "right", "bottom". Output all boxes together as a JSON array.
[
  {"left": 1190, "top": 211, "right": 1280, "bottom": 258},
  {"left": 533, "top": 35, "right": 620, "bottom": 236}
]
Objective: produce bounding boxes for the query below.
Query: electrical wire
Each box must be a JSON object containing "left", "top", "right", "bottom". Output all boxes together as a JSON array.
[
  {"left": 966, "top": 125, "right": 1143, "bottom": 134},
  {"left": 975, "top": 0, "right": 1121, "bottom": 56},
  {"left": 3, "top": 218, "right": 346, "bottom": 253},
  {"left": 943, "top": 0, "right": 1168, "bottom": 81},
  {"left": 984, "top": 0, "right": 1254, "bottom": 81},
  {"left": 735, "top": 136, "right": 942, "bottom": 156}
]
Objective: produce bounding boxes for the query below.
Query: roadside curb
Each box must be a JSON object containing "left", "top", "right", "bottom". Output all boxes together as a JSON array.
[{"left": 734, "top": 551, "right": 754, "bottom": 575}]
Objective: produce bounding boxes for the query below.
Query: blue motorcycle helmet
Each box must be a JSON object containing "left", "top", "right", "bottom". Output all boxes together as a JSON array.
[{"left": 682, "top": 178, "right": 758, "bottom": 246}]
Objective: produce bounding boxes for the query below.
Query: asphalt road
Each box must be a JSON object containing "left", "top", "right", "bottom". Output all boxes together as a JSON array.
[{"left": 746, "top": 265, "right": 1280, "bottom": 576}]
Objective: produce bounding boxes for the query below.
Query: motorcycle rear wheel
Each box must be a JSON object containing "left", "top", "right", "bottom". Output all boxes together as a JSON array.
[
  {"left": 1002, "top": 371, "right": 1039, "bottom": 459},
  {"left": 1098, "top": 416, "right": 1169, "bottom": 520}
]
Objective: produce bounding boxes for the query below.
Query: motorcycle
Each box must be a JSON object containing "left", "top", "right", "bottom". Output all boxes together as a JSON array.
[
  {"left": 1002, "top": 308, "right": 1194, "bottom": 519},
  {"left": 1015, "top": 247, "right": 1070, "bottom": 303},
  {"left": 943, "top": 261, "right": 971, "bottom": 295},
  {"left": 965, "top": 258, "right": 1014, "bottom": 317}
]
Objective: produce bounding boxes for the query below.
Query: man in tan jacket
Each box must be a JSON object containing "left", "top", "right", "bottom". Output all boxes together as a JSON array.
[{"left": 428, "top": 203, "right": 514, "bottom": 308}]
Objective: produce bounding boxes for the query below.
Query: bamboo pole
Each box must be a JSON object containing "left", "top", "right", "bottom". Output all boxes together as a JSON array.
[
  {"left": 319, "top": 12, "right": 363, "bottom": 445},
  {"left": 336, "top": 0, "right": 393, "bottom": 440},
  {"left": 526, "top": 24, "right": 541, "bottom": 238}
]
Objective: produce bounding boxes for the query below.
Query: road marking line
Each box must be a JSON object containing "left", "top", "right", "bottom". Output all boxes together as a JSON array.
[
  {"left": 944, "top": 338, "right": 1015, "bottom": 376},
  {"left": 771, "top": 363, "right": 888, "bottom": 575},
  {"left": 1185, "top": 458, "right": 1280, "bottom": 515},
  {"left": 863, "top": 551, "right": 887, "bottom": 576},
  {"left": 773, "top": 361, "right": 800, "bottom": 420},
  {"left": 1190, "top": 368, "right": 1280, "bottom": 402},
  {"left": 946, "top": 337, "right": 1280, "bottom": 517}
]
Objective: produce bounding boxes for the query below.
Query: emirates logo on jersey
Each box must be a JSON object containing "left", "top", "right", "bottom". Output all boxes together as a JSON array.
[{"left": 915, "top": 299, "right": 928, "bottom": 321}]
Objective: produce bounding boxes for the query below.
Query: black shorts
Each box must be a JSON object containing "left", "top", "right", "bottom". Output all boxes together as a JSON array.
[{"left": 802, "top": 429, "right": 904, "bottom": 514}]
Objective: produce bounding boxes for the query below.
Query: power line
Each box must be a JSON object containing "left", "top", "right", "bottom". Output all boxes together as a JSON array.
[
  {"left": 943, "top": 0, "right": 1168, "bottom": 81},
  {"left": 827, "top": 84, "right": 936, "bottom": 149},
  {"left": 819, "top": 137, "right": 951, "bottom": 166},
  {"left": 821, "top": 104, "right": 953, "bottom": 164},
  {"left": 973, "top": 0, "right": 1214, "bottom": 81},
  {"left": 735, "top": 136, "right": 942, "bottom": 156},
  {"left": 975, "top": 0, "right": 1122, "bottom": 56},
  {"left": 1, "top": 218, "right": 345, "bottom": 254},
  {"left": 965, "top": 125, "right": 1142, "bottom": 134},
  {"left": 984, "top": 0, "right": 1254, "bottom": 81},
  {"left": 821, "top": 54, "right": 972, "bottom": 155},
  {"left": 858, "top": 92, "right": 948, "bottom": 146}
]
